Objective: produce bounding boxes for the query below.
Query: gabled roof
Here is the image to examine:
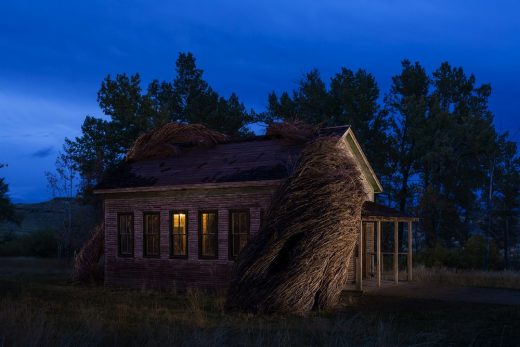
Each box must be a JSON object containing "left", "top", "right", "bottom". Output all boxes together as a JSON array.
[
  {"left": 94, "top": 126, "right": 383, "bottom": 195},
  {"left": 340, "top": 128, "right": 383, "bottom": 193}
]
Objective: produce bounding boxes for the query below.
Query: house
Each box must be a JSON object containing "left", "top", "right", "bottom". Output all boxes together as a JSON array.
[{"left": 94, "top": 124, "right": 417, "bottom": 291}]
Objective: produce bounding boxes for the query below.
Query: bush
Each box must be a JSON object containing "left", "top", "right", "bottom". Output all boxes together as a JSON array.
[
  {"left": 416, "top": 236, "right": 500, "bottom": 270},
  {"left": 416, "top": 243, "right": 461, "bottom": 268},
  {"left": 0, "top": 229, "right": 58, "bottom": 257},
  {"left": 461, "top": 235, "right": 499, "bottom": 269}
]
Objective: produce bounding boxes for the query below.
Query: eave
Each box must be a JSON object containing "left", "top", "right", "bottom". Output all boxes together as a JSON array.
[{"left": 93, "top": 179, "right": 283, "bottom": 195}]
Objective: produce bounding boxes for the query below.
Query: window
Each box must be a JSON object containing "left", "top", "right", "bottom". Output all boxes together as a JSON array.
[
  {"left": 118, "top": 213, "right": 134, "bottom": 256},
  {"left": 199, "top": 211, "right": 218, "bottom": 259},
  {"left": 170, "top": 211, "right": 188, "bottom": 257},
  {"left": 229, "top": 210, "right": 250, "bottom": 259},
  {"left": 143, "top": 212, "right": 160, "bottom": 257}
]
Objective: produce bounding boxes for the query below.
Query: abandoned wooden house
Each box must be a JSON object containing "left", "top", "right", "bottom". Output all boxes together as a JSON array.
[{"left": 94, "top": 123, "right": 417, "bottom": 292}]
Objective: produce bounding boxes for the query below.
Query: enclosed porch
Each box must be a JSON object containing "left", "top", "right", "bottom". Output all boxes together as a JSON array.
[{"left": 348, "top": 201, "right": 419, "bottom": 291}]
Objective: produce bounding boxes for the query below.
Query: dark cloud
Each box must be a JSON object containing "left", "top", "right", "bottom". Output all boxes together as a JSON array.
[{"left": 31, "top": 146, "right": 54, "bottom": 158}]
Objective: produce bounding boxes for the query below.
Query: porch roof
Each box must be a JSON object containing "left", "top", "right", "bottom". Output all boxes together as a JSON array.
[{"left": 361, "top": 201, "right": 418, "bottom": 222}]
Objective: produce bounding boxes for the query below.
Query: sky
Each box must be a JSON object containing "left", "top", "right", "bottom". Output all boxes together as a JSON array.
[{"left": 0, "top": 0, "right": 519, "bottom": 203}]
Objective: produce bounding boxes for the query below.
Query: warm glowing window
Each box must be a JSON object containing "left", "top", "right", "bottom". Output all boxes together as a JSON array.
[
  {"left": 171, "top": 212, "right": 188, "bottom": 257},
  {"left": 229, "top": 210, "right": 250, "bottom": 259},
  {"left": 199, "top": 211, "right": 218, "bottom": 259},
  {"left": 144, "top": 212, "right": 160, "bottom": 257},
  {"left": 118, "top": 213, "right": 134, "bottom": 256}
]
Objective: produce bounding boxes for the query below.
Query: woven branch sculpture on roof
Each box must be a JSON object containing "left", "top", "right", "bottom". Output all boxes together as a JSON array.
[
  {"left": 126, "top": 123, "right": 230, "bottom": 161},
  {"left": 225, "top": 136, "right": 367, "bottom": 314}
]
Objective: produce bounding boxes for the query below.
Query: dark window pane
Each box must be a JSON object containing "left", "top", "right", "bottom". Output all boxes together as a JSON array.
[
  {"left": 144, "top": 213, "right": 160, "bottom": 257},
  {"left": 230, "top": 211, "right": 249, "bottom": 258},
  {"left": 118, "top": 214, "right": 134, "bottom": 256}
]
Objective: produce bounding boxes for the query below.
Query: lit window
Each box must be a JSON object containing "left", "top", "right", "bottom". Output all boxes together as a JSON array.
[
  {"left": 199, "top": 211, "right": 218, "bottom": 258},
  {"left": 171, "top": 212, "right": 188, "bottom": 257}
]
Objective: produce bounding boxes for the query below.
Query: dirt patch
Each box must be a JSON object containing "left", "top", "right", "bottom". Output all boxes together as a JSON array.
[{"left": 364, "top": 281, "right": 520, "bottom": 306}]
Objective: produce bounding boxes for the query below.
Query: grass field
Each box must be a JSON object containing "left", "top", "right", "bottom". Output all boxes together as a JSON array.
[
  {"left": 1, "top": 258, "right": 520, "bottom": 346},
  {"left": 413, "top": 264, "right": 520, "bottom": 290}
]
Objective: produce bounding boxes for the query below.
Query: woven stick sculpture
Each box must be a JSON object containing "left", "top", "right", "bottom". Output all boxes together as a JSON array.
[
  {"left": 72, "top": 224, "right": 104, "bottom": 283},
  {"left": 226, "top": 136, "right": 367, "bottom": 314},
  {"left": 126, "top": 122, "right": 229, "bottom": 161}
]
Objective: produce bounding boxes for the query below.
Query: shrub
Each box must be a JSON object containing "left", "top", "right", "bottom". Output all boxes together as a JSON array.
[
  {"left": 416, "top": 243, "right": 460, "bottom": 268},
  {"left": 0, "top": 229, "right": 58, "bottom": 257},
  {"left": 461, "top": 235, "right": 499, "bottom": 269}
]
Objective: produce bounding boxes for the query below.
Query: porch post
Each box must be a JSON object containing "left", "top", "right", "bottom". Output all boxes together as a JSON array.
[
  {"left": 394, "top": 221, "right": 399, "bottom": 285},
  {"left": 357, "top": 221, "right": 363, "bottom": 291},
  {"left": 407, "top": 221, "right": 413, "bottom": 281},
  {"left": 377, "top": 220, "right": 381, "bottom": 287}
]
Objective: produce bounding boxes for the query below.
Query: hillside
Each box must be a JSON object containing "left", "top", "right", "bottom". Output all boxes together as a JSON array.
[{"left": 0, "top": 198, "right": 97, "bottom": 235}]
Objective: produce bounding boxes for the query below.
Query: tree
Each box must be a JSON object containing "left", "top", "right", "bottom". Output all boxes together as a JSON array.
[
  {"left": 66, "top": 52, "right": 252, "bottom": 198},
  {"left": 172, "top": 52, "right": 251, "bottom": 136},
  {"left": 385, "top": 60, "right": 429, "bottom": 213},
  {"left": 489, "top": 133, "right": 520, "bottom": 268},
  {"left": 421, "top": 63, "right": 496, "bottom": 246},
  {"left": 45, "top": 146, "right": 81, "bottom": 257},
  {"left": 265, "top": 67, "right": 390, "bottom": 177},
  {"left": 0, "top": 164, "right": 18, "bottom": 224}
]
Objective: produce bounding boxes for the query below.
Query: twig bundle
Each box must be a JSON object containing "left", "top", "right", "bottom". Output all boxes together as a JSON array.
[
  {"left": 72, "top": 224, "right": 104, "bottom": 283},
  {"left": 126, "top": 123, "right": 229, "bottom": 161},
  {"left": 226, "top": 136, "right": 367, "bottom": 314},
  {"left": 266, "top": 121, "right": 319, "bottom": 143}
]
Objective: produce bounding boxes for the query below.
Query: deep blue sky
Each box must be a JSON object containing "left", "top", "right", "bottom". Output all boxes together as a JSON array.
[{"left": 1, "top": 0, "right": 519, "bottom": 203}]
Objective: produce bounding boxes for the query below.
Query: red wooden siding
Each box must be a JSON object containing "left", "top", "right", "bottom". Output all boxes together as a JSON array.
[{"left": 104, "top": 189, "right": 272, "bottom": 289}]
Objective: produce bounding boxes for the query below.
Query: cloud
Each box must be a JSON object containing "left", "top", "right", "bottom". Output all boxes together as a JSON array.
[{"left": 31, "top": 146, "right": 54, "bottom": 158}]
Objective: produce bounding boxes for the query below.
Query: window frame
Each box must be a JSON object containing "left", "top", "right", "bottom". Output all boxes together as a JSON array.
[
  {"left": 143, "top": 211, "right": 161, "bottom": 258},
  {"left": 169, "top": 210, "right": 189, "bottom": 259},
  {"left": 198, "top": 210, "right": 219, "bottom": 260},
  {"left": 117, "top": 212, "right": 134, "bottom": 257},
  {"left": 228, "top": 209, "right": 250, "bottom": 260}
]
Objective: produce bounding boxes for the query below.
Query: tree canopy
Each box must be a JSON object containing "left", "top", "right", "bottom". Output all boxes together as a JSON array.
[
  {"left": 0, "top": 164, "right": 19, "bottom": 224},
  {"left": 57, "top": 53, "right": 519, "bottom": 268},
  {"left": 65, "top": 52, "right": 251, "bottom": 197}
]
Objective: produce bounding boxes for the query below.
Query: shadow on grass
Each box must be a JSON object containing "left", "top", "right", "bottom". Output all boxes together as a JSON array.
[{"left": 0, "top": 257, "right": 519, "bottom": 346}]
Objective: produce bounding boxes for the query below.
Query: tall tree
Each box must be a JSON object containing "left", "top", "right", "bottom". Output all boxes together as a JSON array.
[
  {"left": 266, "top": 67, "right": 390, "bottom": 177},
  {"left": 0, "top": 164, "right": 19, "bottom": 224},
  {"left": 45, "top": 146, "right": 81, "bottom": 257},
  {"left": 489, "top": 133, "right": 520, "bottom": 268},
  {"left": 65, "top": 52, "right": 252, "bottom": 197},
  {"left": 384, "top": 60, "right": 429, "bottom": 212},
  {"left": 329, "top": 68, "right": 391, "bottom": 178},
  {"left": 421, "top": 63, "right": 496, "bottom": 246},
  {"left": 173, "top": 52, "right": 251, "bottom": 136}
]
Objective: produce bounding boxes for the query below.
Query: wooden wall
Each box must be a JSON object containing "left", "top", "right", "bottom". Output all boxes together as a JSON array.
[{"left": 104, "top": 187, "right": 274, "bottom": 290}]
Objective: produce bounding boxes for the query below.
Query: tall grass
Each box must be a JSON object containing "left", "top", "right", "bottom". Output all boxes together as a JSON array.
[
  {"left": 414, "top": 265, "right": 520, "bottom": 289},
  {"left": 1, "top": 258, "right": 519, "bottom": 346}
]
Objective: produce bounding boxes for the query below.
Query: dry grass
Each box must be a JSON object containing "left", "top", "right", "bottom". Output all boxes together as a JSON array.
[
  {"left": 414, "top": 265, "right": 520, "bottom": 289},
  {"left": 1, "top": 258, "right": 520, "bottom": 346},
  {"left": 227, "top": 137, "right": 367, "bottom": 314}
]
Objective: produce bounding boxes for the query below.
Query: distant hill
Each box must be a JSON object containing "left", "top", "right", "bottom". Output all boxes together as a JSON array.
[{"left": 0, "top": 198, "right": 98, "bottom": 235}]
